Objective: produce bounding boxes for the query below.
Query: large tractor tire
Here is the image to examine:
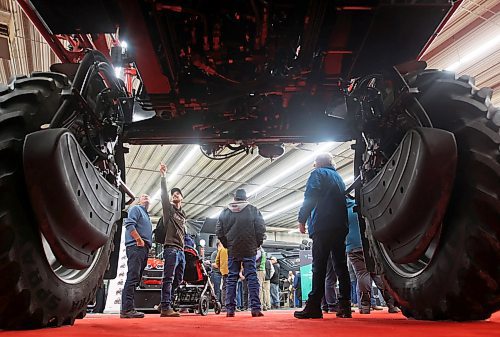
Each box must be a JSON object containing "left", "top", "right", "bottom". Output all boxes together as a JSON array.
[
  {"left": 0, "top": 73, "right": 117, "bottom": 329},
  {"left": 368, "top": 70, "right": 500, "bottom": 320}
]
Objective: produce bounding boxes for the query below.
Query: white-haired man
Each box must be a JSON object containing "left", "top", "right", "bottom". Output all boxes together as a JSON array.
[{"left": 294, "top": 153, "right": 351, "bottom": 319}]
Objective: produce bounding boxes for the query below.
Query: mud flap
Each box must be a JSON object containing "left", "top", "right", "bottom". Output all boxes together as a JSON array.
[
  {"left": 360, "top": 127, "right": 457, "bottom": 264},
  {"left": 23, "top": 128, "right": 121, "bottom": 269}
]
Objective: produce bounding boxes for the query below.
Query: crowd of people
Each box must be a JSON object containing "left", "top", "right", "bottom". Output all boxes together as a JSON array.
[{"left": 119, "top": 153, "right": 401, "bottom": 319}]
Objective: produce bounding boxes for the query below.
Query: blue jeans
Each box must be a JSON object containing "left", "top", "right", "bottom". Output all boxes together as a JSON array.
[
  {"left": 351, "top": 280, "right": 358, "bottom": 304},
  {"left": 221, "top": 275, "right": 228, "bottom": 309},
  {"left": 160, "top": 246, "right": 186, "bottom": 310},
  {"left": 270, "top": 283, "right": 280, "bottom": 307},
  {"left": 294, "top": 289, "right": 302, "bottom": 307},
  {"left": 226, "top": 256, "right": 261, "bottom": 313},
  {"left": 121, "top": 245, "right": 149, "bottom": 312},
  {"left": 322, "top": 254, "right": 338, "bottom": 310},
  {"left": 236, "top": 280, "right": 243, "bottom": 308},
  {"left": 211, "top": 272, "right": 222, "bottom": 303}
]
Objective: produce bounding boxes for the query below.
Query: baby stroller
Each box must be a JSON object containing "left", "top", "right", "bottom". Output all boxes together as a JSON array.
[{"left": 173, "top": 246, "right": 222, "bottom": 316}]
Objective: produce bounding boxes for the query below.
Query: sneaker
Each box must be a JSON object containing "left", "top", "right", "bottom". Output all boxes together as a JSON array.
[
  {"left": 160, "top": 308, "right": 180, "bottom": 317},
  {"left": 120, "top": 309, "right": 145, "bottom": 319},
  {"left": 388, "top": 305, "right": 401, "bottom": 313},
  {"left": 371, "top": 305, "right": 384, "bottom": 311},
  {"left": 251, "top": 310, "right": 264, "bottom": 317}
]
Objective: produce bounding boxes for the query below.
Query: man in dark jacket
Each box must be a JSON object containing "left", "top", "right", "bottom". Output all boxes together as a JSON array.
[
  {"left": 270, "top": 257, "right": 281, "bottom": 309},
  {"left": 216, "top": 188, "right": 266, "bottom": 317},
  {"left": 159, "top": 163, "right": 187, "bottom": 317},
  {"left": 294, "top": 153, "right": 351, "bottom": 319}
]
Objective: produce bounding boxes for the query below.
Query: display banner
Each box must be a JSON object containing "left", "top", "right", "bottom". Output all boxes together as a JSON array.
[
  {"left": 104, "top": 228, "right": 128, "bottom": 313},
  {"left": 299, "top": 249, "right": 313, "bottom": 302}
]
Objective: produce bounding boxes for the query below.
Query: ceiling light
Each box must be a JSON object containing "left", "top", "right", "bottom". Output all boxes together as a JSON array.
[
  {"left": 263, "top": 199, "right": 303, "bottom": 221},
  {"left": 209, "top": 209, "right": 222, "bottom": 219},
  {"left": 446, "top": 35, "right": 500, "bottom": 71},
  {"left": 168, "top": 145, "right": 200, "bottom": 182},
  {"left": 248, "top": 142, "right": 338, "bottom": 197},
  {"left": 150, "top": 145, "right": 200, "bottom": 200},
  {"left": 151, "top": 189, "right": 161, "bottom": 201}
]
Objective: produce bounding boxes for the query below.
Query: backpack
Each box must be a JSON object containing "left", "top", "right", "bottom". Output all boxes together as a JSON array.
[{"left": 154, "top": 217, "right": 166, "bottom": 244}]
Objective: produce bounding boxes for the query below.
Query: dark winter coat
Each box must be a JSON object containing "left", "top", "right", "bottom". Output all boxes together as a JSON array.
[{"left": 216, "top": 200, "right": 266, "bottom": 258}]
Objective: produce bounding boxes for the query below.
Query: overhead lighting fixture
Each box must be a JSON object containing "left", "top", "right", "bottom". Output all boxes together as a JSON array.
[
  {"left": 150, "top": 145, "right": 200, "bottom": 200},
  {"left": 209, "top": 209, "right": 222, "bottom": 219},
  {"left": 168, "top": 145, "right": 200, "bottom": 182},
  {"left": 150, "top": 189, "right": 161, "bottom": 202},
  {"left": 248, "top": 142, "right": 338, "bottom": 197},
  {"left": 263, "top": 199, "right": 303, "bottom": 221},
  {"left": 446, "top": 35, "right": 500, "bottom": 71},
  {"left": 205, "top": 142, "right": 339, "bottom": 219}
]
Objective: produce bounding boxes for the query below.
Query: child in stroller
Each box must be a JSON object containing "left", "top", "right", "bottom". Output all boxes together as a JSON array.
[{"left": 173, "top": 245, "right": 222, "bottom": 316}]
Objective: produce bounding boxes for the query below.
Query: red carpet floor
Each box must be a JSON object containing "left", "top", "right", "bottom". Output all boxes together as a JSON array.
[{"left": 1, "top": 310, "right": 499, "bottom": 337}]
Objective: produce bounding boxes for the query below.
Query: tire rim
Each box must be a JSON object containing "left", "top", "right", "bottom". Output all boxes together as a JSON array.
[
  {"left": 41, "top": 234, "right": 103, "bottom": 284},
  {"left": 377, "top": 226, "right": 441, "bottom": 278}
]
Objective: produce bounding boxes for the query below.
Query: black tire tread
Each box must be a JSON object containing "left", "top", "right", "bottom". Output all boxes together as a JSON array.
[
  {"left": 0, "top": 72, "right": 117, "bottom": 329},
  {"left": 370, "top": 69, "right": 499, "bottom": 321}
]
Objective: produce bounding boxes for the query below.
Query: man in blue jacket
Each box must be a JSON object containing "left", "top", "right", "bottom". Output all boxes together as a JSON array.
[
  {"left": 346, "top": 198, "right": 400, "bottom": 314},
  {"left": 120, "top": 193, "right": 152, "bottom": 318},
  {"left": 294, "top": 153, "right": 351, "bottom": 319}
]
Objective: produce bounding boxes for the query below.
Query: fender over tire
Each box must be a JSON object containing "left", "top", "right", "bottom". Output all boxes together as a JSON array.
[
  {"left": 367, "top": 70, "right": 500, "bottom": 321},
  {"left": 0, "top": 73, "right": 118, "bottom": 329}
]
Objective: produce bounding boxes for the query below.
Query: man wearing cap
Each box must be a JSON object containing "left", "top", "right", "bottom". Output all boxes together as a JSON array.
[
  {"left": 159, "top": 163, "right": 187, "bottom": 317},
  {"left": 216, "top": 188, "right": 266, "bottom": 317}
]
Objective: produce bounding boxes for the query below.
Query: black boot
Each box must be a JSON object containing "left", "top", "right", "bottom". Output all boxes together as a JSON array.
[
  {"left": 294, "top": 302, "right": 323, "bottom": 319},
  {"left": 359, "top": 292, "right": 371, "bottom": 314},
  {"left": 335, "top": 299, "right": 352, "bottom": 318},
  {"left": 381, "top": 290, "right": 401, "bottom": 313}
]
